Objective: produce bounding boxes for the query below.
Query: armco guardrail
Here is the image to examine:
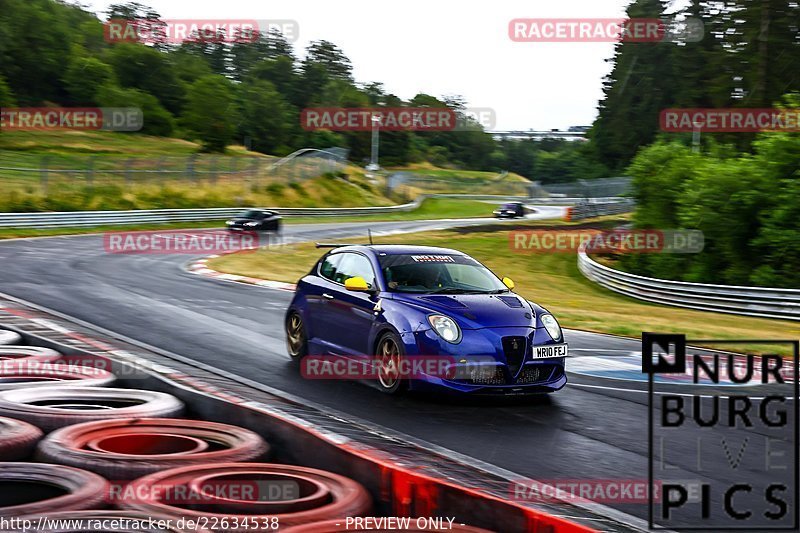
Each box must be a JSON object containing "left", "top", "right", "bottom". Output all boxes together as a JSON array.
[
  {"left": 578, "top": 246, "right": 800, "bottom": 321},
  {"left": 0, "top": 200, "right": 423, "bottom": 228},
  {"left": 566, "top": 198, "right": 635, "bottom": 220},
  {"left": 0, "top": 195, "right": 630, "bottom": 228}
]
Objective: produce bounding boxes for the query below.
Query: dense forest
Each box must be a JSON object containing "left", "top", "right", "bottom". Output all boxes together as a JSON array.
[
  {"left": 593, "top": 0, "right": 800, "bottom": 172},
  {"left": 0, "top": 0, "right": 605, "bottom": 183},
  {"left": 601, "top": 0, "right": 800, "bottom": 288}
]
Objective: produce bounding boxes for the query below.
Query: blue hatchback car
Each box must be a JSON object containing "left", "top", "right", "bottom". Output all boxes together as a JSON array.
[{"left": 285, "top": 245, "right": 568, "bottom": 395}]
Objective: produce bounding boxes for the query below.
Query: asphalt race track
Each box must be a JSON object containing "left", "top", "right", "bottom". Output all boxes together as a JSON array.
[{"left": 0, "top": 211, "right": 795, "bottom": 529}]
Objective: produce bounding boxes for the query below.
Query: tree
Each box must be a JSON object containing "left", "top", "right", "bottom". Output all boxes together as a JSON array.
[
  {"left": 97, "top": 84, "right": 175, "bottom": 136},
  {"left": 250, "top": 56, "right": 297, "bottom": 96},
  {"left": 0, "top": 75, "right": 15, "bottom": 107},
  {"left": 0, "top": 0, "right": 74, "bottom": 104},
  {"left": 304, "top": 40, "right": 353, "bottom": 82},
  {"left": 238, "top": 80, "right": 293, "bottom": 154},
  {"left": 230, "top": 29, "right": 293, "bottom": 80},
  {"left": 0, "top": 74, "right": 15, "bottom": 138},
  {"left": 63, "top": 56, "right": 113, "bottom": 105},
  {"left": 292, "top": 61, "right": 328, "bottom": 108},
  {"left": 169, "top": 48, "right": 214, "bottom": 83},
  {"left": 105, "top": 1, "right": 167, "bottom": 49},
  {"left": 592, "top": 0, "right": 677, "bottom": 172},
  {"left": 732, "top": 0, "right": 798, "bottom": 108},
  {"left": 105, "top": 2, "right": 160, "bottom": 21},
  {"left": 108, "top": 43, "right": 186, "bottom": 114},
  {"left": 182, "top": 75, "right": 237, "bottom": 152}
]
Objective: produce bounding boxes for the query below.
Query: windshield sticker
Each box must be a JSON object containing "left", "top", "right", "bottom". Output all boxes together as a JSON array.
[{"left": 411, "top": 255, "right": 456, "bottom": 263}]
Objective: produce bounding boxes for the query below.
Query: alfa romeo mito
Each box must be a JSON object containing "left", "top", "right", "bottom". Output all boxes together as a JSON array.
[{"left": 285, "top": 245, "right": 568, "bottom": 394}]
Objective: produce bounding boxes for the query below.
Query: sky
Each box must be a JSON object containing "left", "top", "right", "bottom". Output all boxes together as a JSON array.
[{"left": 82, "top": 0, "right": 635, "bottom": 130}]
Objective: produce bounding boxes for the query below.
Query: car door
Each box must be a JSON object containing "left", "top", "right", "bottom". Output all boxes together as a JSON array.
[
  {"left": 304, "top": 253, "right": 342, "bottom": 350},
  {"left": 324, "top": 252, "right": 379, "bottom": 356}
]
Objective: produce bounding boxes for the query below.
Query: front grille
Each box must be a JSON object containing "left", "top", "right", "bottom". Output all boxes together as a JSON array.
[
  {"left": 502, "top": 336, "right": 527, "bottom": 376},
  {"left": 461, "top": 366, "right": 506, "bottom": 385},
  {"left": 516, "top": 364, "right": 558, "bottom": 384}
]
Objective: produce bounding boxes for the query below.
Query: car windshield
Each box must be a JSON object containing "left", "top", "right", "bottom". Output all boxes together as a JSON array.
[
  {"left": 502, "top": 203, "right": 518, "bottom": 209},
  {"left": 379, "top": 254, "right": 508, "bottom": 294},
  {"left": 240, "top": 210, "right": 263, "bottom": 219}
]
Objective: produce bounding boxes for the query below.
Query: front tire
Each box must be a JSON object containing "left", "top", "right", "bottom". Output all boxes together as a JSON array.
[
  {"left": 375, "top": 332, "right": 408, "bottom": 395},
  {"left": 286, "top": 312, "right": 308, "bottom": 360}
]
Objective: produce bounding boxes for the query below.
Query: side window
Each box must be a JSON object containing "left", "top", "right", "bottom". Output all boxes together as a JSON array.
[
  {"left": 318, "top": 253, "right": 342, "bottom": 281},
  {"left": 334, "top": 253, "right": 376, "bottom": 288}
]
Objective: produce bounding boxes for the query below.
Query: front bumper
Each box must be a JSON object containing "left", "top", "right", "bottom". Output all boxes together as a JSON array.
[{"left": 401, "top": 326, "right": 567, "bottom": 394}]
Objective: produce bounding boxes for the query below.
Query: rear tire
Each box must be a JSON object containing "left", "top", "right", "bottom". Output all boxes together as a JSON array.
[
  {"left": 286, "top": 312, "right": 308, "bottom": 360},
  {"left": 375, "top": 332, "right": 408, "bottom": 395}
]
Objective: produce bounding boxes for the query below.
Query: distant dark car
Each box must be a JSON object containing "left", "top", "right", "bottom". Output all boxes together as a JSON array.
[
  {"left": 493, "top": 202, "right": 526, "bottom": 219},
  {"left": 226, "top": 209, "right": 282, "bottom": 232}
]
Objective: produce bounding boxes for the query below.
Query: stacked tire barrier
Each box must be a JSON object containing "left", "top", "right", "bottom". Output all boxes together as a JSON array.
[
  {"left": 0, "top": 388, "right": 184, "bottom": 431},
  {"left": 0, "top": 329, "right": 507, "bottom": 531},
  {"left": 0, "top": 416, "right": 42, "bottom": 460},
  {"left": 0, "top": 363, "right": 116, "bottom": 391}
]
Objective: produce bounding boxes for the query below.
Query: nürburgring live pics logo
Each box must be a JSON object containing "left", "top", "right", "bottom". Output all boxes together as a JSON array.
[{"left": 643, "top": 333, "right": 799, "bottom": 530}]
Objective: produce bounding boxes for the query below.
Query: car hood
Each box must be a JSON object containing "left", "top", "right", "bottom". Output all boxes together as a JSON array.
[
  {"left": 229, "top": 218, "right": 258, "bottom": 223},
  {"left": 390, "top": 292, "right": 538, "bottom": 329}
]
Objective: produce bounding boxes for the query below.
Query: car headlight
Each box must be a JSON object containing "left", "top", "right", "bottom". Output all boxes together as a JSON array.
[
  {"left": 244, "top": 221, "right": 259, "bottom": 227},
  {"left": 540, "top": 314, "right": 562, "bottom": 341},
  {"left": 226, "top": 220, "right": 234, "bottom": 225},
  {"left": 428, "top": 314, "right": 462, "bottom": 344}
]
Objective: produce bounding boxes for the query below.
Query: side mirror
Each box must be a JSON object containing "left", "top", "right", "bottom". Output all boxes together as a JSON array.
[
  {"left": 345, "top": 276, "right": 370, "bottom": 292},
  {"left": 502, "top": 277, "right": 515, "bottom": 290}
]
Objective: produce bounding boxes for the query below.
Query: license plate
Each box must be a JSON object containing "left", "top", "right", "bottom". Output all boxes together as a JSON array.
[{"left": 533, "top": 344, "right": 568, "bottom": 359}]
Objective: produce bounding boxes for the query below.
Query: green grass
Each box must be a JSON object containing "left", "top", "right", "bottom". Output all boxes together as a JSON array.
[
  {"left": 385, "top": 165, "right": 531, "bottom": 197},
  {"left": 287, "top": 198, "right": 493, "bottom": 224},
  {"left": 0, "top": 220, "right": 228, "bottom": 240},
  {"left": 208, "top": 217, "right": 799, "bottom": 355},
  {"left": 387, "top": 164, "right": 528, "bottom": 183},
  {"left": 0, "top": 130, "right": 259, "bottom": 157}
]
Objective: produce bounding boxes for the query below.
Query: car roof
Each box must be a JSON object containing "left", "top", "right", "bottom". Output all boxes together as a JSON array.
[{"left": 328, "top": 244, "right": 465, "bottom": 256}]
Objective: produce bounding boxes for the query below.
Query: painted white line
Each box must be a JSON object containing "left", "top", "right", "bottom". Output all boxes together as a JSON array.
[{"left": 570, "top": 382, "right": 793, "bottom": 400}]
